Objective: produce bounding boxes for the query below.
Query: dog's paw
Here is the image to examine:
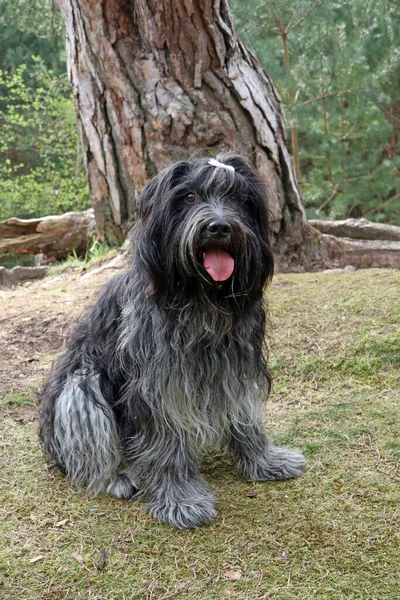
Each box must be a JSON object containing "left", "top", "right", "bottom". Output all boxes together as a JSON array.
[
  {"left": 242, "top": 445, "right": 306, "bottom": 481},
  {"left": 147, "top": 485, "right": 216, "bottom": 529},
  {"left": 106, "top": 473, "right": 137, "bottom": 499}
]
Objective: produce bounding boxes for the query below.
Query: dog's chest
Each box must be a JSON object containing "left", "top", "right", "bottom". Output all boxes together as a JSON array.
[
  {"left": 121, "top": 302, "right": 260, "bottom": 445},
  {"left": 150, "top": 327, "right": 257, "bottom": 445}
]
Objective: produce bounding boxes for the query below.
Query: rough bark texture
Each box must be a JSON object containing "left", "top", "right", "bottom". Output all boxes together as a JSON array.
[
  {"left": 309, "top": 218, "right": 400, "bottom": 242},
  {"left": 311, "top": 217, "right": 400, "bottom": 270},
  {"left": 58, "top": 0, "right": 315, "bottom": 271},
  {"left": 319, "top": 235, "right": 400, "bottom": 270},
  {"left": 0, "top": 210, "right": 95, "bottom": 260}
]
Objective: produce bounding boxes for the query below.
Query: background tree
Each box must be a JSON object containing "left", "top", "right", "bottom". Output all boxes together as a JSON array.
[
  {"left": 56, "top": 0, "right": 313, "bottom": 270},
  {"left": 232, "top": 0, "right": 400, "bottom": 225},
  {"left": 0, "top": 0, "right": 89, "bottom": 220}
]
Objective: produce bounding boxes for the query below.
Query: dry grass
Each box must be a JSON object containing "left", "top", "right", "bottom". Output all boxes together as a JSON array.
[{"left": 0, "top": 267, "right": 399, "bottom": 599}]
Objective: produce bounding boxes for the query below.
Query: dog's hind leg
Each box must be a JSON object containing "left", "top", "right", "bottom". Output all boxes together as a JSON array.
[
  {"left": 50, "top": 376, "right": 136, "bottom": 499},
  {"left": 228, "top": 422, "right": 306, "bottom": 481}
]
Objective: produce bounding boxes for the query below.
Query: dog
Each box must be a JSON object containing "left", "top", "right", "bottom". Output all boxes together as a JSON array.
[{"left": 38, "top": 155, "right": 305, "bottom": 529}]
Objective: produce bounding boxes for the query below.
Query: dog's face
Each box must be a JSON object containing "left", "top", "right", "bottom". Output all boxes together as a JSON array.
[{"left": 135, "top": 156, "right": 274, "bottom": 309}]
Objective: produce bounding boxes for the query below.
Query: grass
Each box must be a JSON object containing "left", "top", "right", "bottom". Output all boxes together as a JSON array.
[
  {"left": 0, "top": 268, "right": 399, "bottom": 599},
  {"left": 48, "top": 239, "right": 116, "bottom": 275},
  {"left": 2, "top": 394, "right": 35, "bottom": 407}
]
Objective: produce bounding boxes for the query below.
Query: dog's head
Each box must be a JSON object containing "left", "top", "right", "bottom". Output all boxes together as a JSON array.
[{"left": 135, "top": 155, "right": 274, "bottom": 310}]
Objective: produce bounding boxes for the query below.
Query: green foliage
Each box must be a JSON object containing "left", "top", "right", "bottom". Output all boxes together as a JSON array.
[
  {"left": 1, "top": 0, "right": 399, "bottom": 225},
  {"left": 0, "top": 1, "right": 88, "bottom": 221},
  {"left": 231, "top": 0, "right": 400, "bottom": 225},
  {"left": 0, "top": 0, "right": 65, "bottom": 74},
  {"left": 0, "top": 60, "right": 89, "bottom": 220}
]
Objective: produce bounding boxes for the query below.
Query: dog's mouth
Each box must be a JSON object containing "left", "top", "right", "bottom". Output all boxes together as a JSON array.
[{"left": 202, "top": 246, "right": 235, "bottom": 282}]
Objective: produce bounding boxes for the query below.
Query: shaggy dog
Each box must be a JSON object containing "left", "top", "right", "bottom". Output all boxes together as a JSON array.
[{"left": 39, "top": 155, "right": 305, "bottom": 529}]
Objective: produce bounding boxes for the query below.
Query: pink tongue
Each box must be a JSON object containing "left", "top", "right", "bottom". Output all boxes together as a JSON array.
[{"left": 203, "top": 247, "right": 235, "bottom": 281}]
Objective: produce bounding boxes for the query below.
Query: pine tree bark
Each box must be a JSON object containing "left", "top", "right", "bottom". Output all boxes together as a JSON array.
[{"left": 58, "top": 0, "right": 316, "bottom": 271}]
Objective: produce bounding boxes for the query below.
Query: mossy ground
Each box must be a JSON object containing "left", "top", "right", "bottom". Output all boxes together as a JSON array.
[{"left": 0, "top": 267, "right": 399, "bottom": 599}]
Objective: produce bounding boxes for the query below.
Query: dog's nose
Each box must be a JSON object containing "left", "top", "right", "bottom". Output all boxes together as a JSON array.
[{"left": 207, "top": 220, "right": 232, "bottom": 238}]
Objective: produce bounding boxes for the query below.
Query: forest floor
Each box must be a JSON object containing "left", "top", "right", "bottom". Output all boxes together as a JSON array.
[{"left": 0, "top": 258, "right": 399, "bottom": 600}]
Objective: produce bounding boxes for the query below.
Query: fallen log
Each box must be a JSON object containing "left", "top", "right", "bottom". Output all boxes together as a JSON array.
[
  {"left": 0, "top": 209, "right": 96, "bottom": 260},
  {"left": 319, "top": 234, "right": 400, "bottom": 270},
  {"left": 309, "top": 218, "right": 400, "bottom": 242}
]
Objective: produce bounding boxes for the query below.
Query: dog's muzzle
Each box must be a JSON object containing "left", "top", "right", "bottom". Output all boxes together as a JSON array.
[{"left": 202, "top": 219, "right": 235, "bottom": 282}]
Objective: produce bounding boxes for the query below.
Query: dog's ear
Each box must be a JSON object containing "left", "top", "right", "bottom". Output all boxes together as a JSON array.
[
  {"left": 221, "top": 156, "right": 270, "bottom": 232},
  {"left": 166, "top": 161, "right": 191, "bottom": 188},
  {"left": 135, "top": 161, "right": 191, "bottom": 299},
  {"left": 137, "top": 161, "right": 190, "bottom": 221},
  {"left": 219, "top": 155, "right": 274, "bottom": 284},
  {"left": 217, "top": 155, "right": 254, "bottom": 177},
  {"left": 221, "top": 156, "right": 267, "bottom": 205}
]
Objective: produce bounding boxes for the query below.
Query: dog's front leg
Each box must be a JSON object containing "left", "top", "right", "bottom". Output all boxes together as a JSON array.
[
  {"left": 228, "top": 422, "right": 305, "bottom": 481},
  {"left": 128, "top": 434, "right": 216, "bottom": 529}
]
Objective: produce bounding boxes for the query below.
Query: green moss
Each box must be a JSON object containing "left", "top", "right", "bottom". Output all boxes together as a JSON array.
[{"left": 2, "top": 393, "right": 34, "bottom": 407}]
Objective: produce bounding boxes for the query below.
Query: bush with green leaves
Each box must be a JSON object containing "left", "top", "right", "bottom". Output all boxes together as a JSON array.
[{"left": 0, "top": 58, "right": 89, "bottom": 220}]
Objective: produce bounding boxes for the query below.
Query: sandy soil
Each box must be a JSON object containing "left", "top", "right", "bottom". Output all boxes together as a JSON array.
[{"left": 0, "top": 255, "right": 129, "bottom": 420}]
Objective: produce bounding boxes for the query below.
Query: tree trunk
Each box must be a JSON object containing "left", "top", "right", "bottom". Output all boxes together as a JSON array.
[{"left": 58, "top": 0, "right": 315, "bottom": 271}]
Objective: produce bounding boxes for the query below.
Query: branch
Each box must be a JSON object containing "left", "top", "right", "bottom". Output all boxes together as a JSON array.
[
  {"left": 286, "top": 4, "right": 300, "bottom": 31},
  {"left": 302, "top": 88, "right": 357, "bottom": 106},
  {"left": 259, "top": 23, "right": 281, "bottom": 35},
  {"left": 0, "top": 210, "right": 95, "bottom": 259},
  {"left": 287, "top": 2, "right": 321, "bottom": 34},
  {"left": 309, "top": 218, "right": 400, "bottom": 242},
  {"left": 363, "top": 195, "right": 400, "bottom": 218},
  {"left": 264, "top": 1, "right": 282, "bottom": 31},
  {"left": 316, "top": 184, "right": 340, "bottom": 214}
]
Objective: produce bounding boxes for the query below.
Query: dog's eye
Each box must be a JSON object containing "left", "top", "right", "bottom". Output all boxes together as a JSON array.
[{"left": 185, "top": 193, "right": 197, "bottom": 203}]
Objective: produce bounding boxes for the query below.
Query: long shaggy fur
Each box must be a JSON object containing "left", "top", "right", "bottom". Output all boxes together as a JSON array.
[{"left": 38, "top": 155, "right": 305, "bottom": 529}]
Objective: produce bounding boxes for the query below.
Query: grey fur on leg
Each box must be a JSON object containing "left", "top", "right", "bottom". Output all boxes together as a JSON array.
[
  {"left": 229, "top": 422, "right": 306, "bottom": 481},
  {"left": 127, "top": 433, "right": 216, "bottom": 529},
  {"left": 51, "top": 376, "right": 124, "bottom": 494},
  {"left": 146, "top": 476, "right": 216, "bottom": 529},
  {"left": 106, "top": 473, "right": 138, "bottom": 499}
]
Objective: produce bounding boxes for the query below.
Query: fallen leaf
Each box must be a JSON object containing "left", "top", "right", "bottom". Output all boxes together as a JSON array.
[
  {"left": 245, "top": 491, "right": 258, "bottom": 498},
  {"left": 242, "top": 541, "right": 253, "bottom": 552},
  {"left": 96, "top": 548, "right": 107, "bottom": 571},
  {"left": 55, "top": 518, "right": 69, "bottom": 527},
  {"left": 223, "top": 569, "right": 242, "bottom": 581},
  {"left": 72, "top": 553, "right": 84, "bottom": 564},
  {"left": 29, "top": 555, "right": 45, "bottom": 564}
]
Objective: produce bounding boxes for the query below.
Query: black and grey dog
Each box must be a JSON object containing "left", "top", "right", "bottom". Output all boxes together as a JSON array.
[{"left": 39, "top": 155, "right": 305, "bottom": 529}]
